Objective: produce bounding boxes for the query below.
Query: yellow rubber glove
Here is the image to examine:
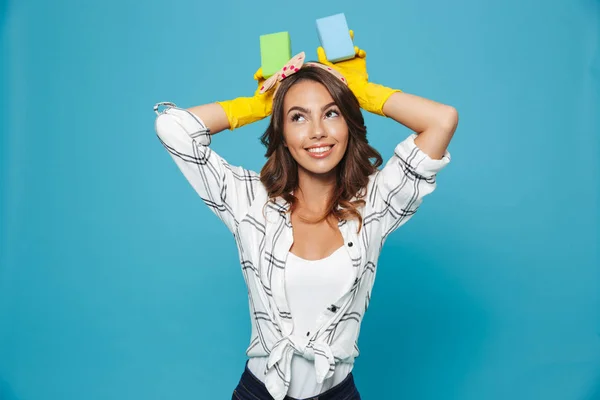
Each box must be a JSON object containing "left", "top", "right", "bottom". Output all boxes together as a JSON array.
[
  {"left": 317, "top": 30, "right": 401, "bottom": 116},
  {"left": 216, "top": 67, "right": 275, "bottom": 130}
]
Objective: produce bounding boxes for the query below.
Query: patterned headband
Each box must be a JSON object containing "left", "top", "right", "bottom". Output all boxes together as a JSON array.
[{"left": 258, "top": 52, "right": 347, "bottom": 95}]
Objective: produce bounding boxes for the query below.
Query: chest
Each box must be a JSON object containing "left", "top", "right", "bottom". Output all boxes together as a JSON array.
[
  {"left": 236, "top": 199, "right": 369, "bottom": 272},
  {"left": 289, "top": 213, "right": 345, "bottom": 261}
]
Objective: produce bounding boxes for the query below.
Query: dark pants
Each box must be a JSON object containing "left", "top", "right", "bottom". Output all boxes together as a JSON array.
[{"left": 232, "top": 361, "right": 361, "bottom": 400}]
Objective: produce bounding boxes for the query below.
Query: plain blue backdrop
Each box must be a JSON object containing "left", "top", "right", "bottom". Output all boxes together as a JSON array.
[{"left": 1, "top": 0, "right": 599, "bottom": 399}]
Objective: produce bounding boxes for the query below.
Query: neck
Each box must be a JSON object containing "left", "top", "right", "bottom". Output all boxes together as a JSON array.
[{"left": 295, "top": 168, "right": 337, "bottom": 213}]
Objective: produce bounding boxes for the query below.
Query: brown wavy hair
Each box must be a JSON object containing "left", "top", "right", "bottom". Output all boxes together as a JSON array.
[{"left": 259, "top": 65, "right": 383, "bottom": 232}]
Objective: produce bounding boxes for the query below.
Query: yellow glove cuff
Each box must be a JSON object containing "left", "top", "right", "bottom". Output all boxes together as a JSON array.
[
  {"left": 356, "top": 83, "right": 402, "bottom": 116},
  {"left": 216, "top": 96, "right": 270, "bottom": 130}
]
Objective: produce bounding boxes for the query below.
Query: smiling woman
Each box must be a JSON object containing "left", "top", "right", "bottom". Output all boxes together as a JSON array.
[
  {"left": 259, "top": 67, "right": 383, "bottom": 234},
  {"left": 153, "top": 32, "right": 456, "bottom": 400}
]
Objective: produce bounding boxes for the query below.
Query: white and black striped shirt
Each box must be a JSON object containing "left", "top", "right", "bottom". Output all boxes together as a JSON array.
[{"left": 153, "top": 102, "right": 451, "bottom": 400}]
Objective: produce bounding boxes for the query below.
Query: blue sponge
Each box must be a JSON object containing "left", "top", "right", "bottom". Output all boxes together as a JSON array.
[{"left": 316, "top": 13, "right": 355, "bottom": 63}]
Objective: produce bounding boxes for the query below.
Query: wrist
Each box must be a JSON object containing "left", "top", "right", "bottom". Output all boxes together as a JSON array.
[
  {"left": 362, "top": 82, "right": 402, "bottom": 116},
  {"left": 217, "top": 95, "right": 270, "bottom": 130}
]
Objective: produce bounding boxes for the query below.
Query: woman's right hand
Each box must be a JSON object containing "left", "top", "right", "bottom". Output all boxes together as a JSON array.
[
  {"left": 216, "top": 66, "right": 276, "bottom": 130},
  {"left": 252, "top": 66, "right": 276, "bottom": 117}
]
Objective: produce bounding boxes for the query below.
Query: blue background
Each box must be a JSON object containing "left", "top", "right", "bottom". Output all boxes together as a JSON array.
[{"left": 1, "top": 0, "right": 599, "bottom": 399}]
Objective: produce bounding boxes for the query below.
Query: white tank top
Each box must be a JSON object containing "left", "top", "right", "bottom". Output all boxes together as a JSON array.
[{"left": 247, "top": 246, "right": 356, "bottom": 398}]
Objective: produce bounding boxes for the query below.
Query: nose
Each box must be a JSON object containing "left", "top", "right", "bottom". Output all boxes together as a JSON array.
[{"left": 310, "top": 119, "right": 328, "bottom": 140}]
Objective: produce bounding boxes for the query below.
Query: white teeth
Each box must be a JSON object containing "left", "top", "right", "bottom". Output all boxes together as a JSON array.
[{"left": 307, "top": 146, "right": 332, "bottom": 154}]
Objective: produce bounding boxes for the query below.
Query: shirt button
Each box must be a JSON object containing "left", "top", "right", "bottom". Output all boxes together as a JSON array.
[
  {"left": 306, "top": 331, "right": 310, "bottom": 337},
  {"left": 348, "top": 242, "right": 353, "bottom": 247}
]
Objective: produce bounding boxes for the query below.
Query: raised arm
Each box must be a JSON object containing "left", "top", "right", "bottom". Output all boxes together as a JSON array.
[
  {"left": 186, "top": 103, "right": 230, "bottom": 135},
  {"left": 316, "top": 30, "right": 458, "bottom": 157},
  {"left": 382, "top": 92, "right": 458, "bottom": 159},
  {"left": 187, "top": 66, "right": 276, "bottom": 135},
  {"left": 153, "top": 68, "right": 275, "bottom": 233},
  {"left": 369, "top": 93, "right": 456, "bottom": 239},
  {"left": 318, "top": 30, "right": 457, "bottom": 238}
]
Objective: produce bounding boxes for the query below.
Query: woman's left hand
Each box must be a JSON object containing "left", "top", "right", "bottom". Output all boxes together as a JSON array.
[
  {"left": 316, "top": 30, "right": 400, "bottom": 116},
  {"left": 317, "top": 31, "right": 368, "bottom": 93}
]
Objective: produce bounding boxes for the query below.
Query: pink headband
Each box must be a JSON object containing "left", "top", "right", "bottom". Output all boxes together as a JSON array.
[{"left": 258, "top": 52, "right": 347, "bottom": 95}]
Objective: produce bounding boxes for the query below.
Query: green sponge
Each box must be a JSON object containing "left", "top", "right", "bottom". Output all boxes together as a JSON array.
[{"left": 260, "top": 32, "right": 292, "bottom": 78}]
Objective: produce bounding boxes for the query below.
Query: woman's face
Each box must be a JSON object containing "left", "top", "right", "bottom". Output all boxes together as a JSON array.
[{"left": 282, "top": 80, "right": 349, "bottom": 179}]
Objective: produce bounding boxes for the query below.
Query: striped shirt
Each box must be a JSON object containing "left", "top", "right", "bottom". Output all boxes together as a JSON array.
[{"left": 153, "top": 102, "right": 451, "bottom": 400}]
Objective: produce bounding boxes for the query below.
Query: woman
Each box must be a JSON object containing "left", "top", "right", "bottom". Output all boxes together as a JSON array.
[{"left": 153, "top": 35, "right": 457, "bottom": 400}]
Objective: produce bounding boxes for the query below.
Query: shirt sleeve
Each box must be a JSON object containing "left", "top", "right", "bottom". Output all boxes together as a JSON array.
[
  {"left": 366, "top": 133, "right": 451, "bottom": 240},
  {"left": 153, "top": 103, "right": 261, "bottom": 234}
]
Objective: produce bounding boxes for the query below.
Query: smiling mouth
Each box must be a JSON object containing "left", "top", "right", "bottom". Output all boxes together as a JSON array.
[
  {"left": 305, "top": 145, "right": 335, "bottom": 158},
  {"left": 306, "top": 145, "right": 334, "bottom": 154}
]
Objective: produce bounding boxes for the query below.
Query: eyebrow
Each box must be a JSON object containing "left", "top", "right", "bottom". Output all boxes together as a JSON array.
[{"left": 286, "top": 102, "right": 337, "bottom": 115}]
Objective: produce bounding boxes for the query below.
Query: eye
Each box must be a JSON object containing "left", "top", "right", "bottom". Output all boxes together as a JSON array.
[
  {"left": 291, "top": 112, "right": 305, "bottom": 122},
  {"left": 325, "top": 109, "right": 340, "bottom": 119}
]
